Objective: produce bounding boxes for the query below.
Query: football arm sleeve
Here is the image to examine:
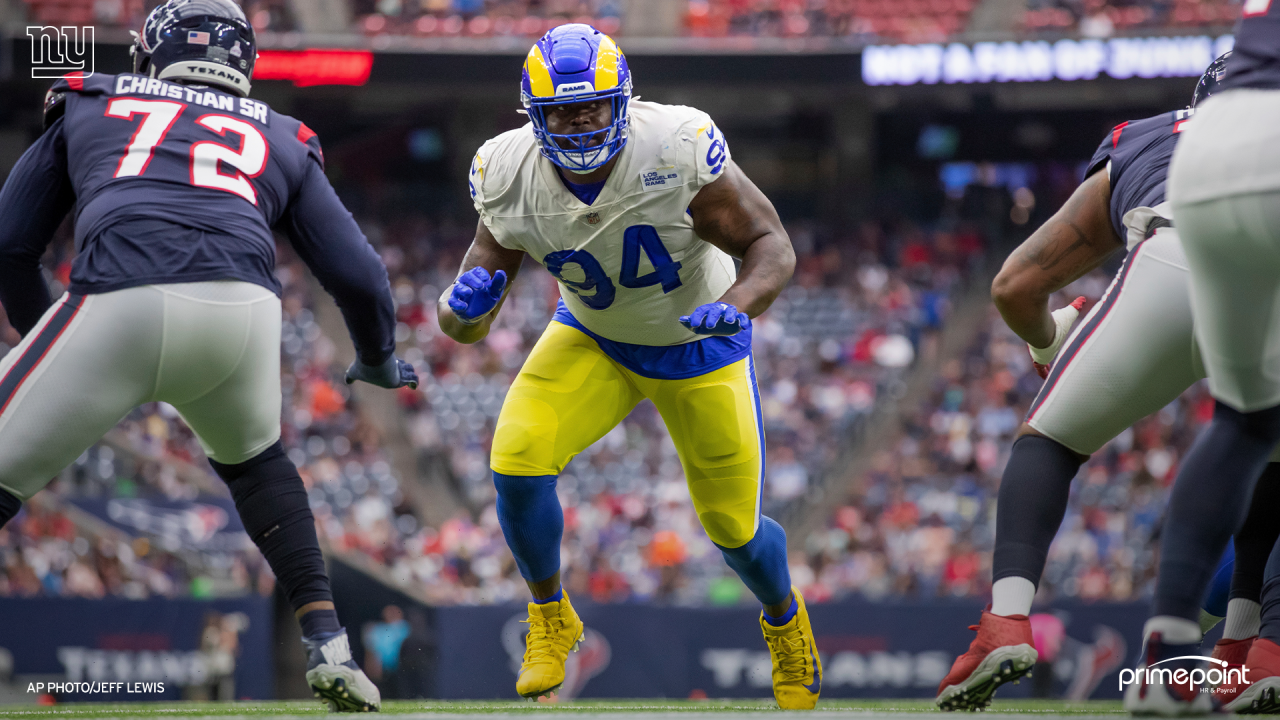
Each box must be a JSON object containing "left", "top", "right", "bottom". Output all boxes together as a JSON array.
[
  {"left": 281, "top": 159, "right": 396, "bottom": 366},
  {"left": 0, "top": 118, "right": 74, "bottom": 336}
]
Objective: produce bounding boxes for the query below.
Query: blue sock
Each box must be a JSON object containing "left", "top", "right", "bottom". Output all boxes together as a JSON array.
[
  {"left": 493, "top": 472, "right": 563, "bottom": 584},
  {"left": 1155, "top": 402, "right": 1280, "bottom": 620},
  {"left": 299, "top": 608, "right": 341, "bottom": 639},
  {"left": 764, "top": 595, "right": 798, "bottom": 626},
  {"left": 535, "top": 586, "right": 564, "bottom": 604},
  {"left": 717, "top": 515, "right": 792, "bottom": 607},
  {"left": 1203, "top": 539, "right": 1235, "bottom": 618},
  {"left": 1260, "top": 545, "right": 1280, "bottom": 645}
]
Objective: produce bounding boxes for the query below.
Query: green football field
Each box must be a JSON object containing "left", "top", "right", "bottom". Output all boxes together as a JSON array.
[{"left": 0, "top": 699, "right": 1133, "bottom": 720}]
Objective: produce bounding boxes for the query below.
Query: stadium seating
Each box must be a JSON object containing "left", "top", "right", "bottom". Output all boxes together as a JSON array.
[
  {"left": 294, "top": 213, "right": 978, "bottom": 605},
  {"left": 1021, "top": 0, "right": 1240, "bottom": 34},
  {"left": 353, "top": 1, "right": 623, "bottom": 38},
  {"left": 15, "top": 0, "right": 1237, "bottom": 41},
  {"left": 797, "top": 272, "right": 1207, "bottom": 603},
  {"left": 0, "top": 0, "right": 1215, "bottom": 605},
  {"left": 0, "top": 209, "right": 991, "bottom": 605},
  {"left": 19, "top": 0, "right": 295, "bottom": 31},
  {"left": 685, "top": 0, "right": 977, "bottom": 42},
  {"left": 0, "top": 471, "right": 276, "bottom": 599}
]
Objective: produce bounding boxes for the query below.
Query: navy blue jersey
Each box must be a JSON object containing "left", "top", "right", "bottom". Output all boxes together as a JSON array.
[
  {"left": 1221, "top": 0, "right": 1280, "bottom": 91},
  {"left": 0, "top": 72, "right": 395, "bottom": 363},
  {"left": 1086, "top": 109, "right": 1192, "bottom": 241}
]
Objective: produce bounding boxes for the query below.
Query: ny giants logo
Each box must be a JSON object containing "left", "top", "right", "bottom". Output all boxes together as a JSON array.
[
  {"left": 1118, "top": 656, "right": 1249, "bottom": 693},
  {"left": 27, "top": 26, "right": 94, "bottom": 79}
]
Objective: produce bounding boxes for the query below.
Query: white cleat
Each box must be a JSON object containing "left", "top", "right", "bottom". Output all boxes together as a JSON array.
[
  {"left": 303, "top": 629, "right": 382, "bottom": 712},
  {"left": 306, "top": 662, "right": 382, "bottom": 713}
]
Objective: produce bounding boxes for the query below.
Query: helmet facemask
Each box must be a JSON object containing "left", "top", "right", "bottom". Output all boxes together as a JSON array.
[
  {"left": 523, "top": 81, "right": 631, "bottom": 173},
  {"left": 1192, "top": 51, "right": 1231, "bottom": 108}
]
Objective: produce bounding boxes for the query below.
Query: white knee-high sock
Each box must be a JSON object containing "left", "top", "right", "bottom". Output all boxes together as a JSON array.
[
  {"left": 991, "top": 576, "right": 1036, "bottom": 617},
  {"left": 1224, "top": 598, "right": 1262, "bottom": 640}
]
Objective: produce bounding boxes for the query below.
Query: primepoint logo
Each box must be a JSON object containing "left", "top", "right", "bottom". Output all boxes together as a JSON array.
[{"left": 1118, "top": 656, "right": 1249, "bottom": 693}]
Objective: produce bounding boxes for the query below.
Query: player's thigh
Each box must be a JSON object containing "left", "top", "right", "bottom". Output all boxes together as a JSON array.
[
  {"left": 0, "top": 290, "right": 162, "bottom": 499},
  {"left": 1027, "top": 231, "right": 1202, "bottom": 455},
  {"left": 492, "top": 322, "right": 643, "bottom": 476},
  {"left": 1177, "top": 191, "right": 1280, "bottom": 411},
  {"left": 640, "top": 356, "right": 763, "bottom": 549},
  {"left": 157, "top": 283, "right": 283, "bottom": 465}
]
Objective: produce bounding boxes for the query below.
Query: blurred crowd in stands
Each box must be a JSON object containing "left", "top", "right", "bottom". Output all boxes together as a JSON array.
[
  {"left": 1022, "top": 0, "right": 1241, "bottom": 34},
  {"left": 17, "top": 0, "right": 1241, "bottom": 43},
  {"left": 0, "top": 208, "right": 991, "bottom": 604},
  {"left": 0, "top": 60, "right": 1205, "bottom": 611},
  {"left": 20, "top": 0, "right": 292, "bottom": 32},
  {"left": 0, "top": 132, "right": 1200, "bottom": 607},
  {"left": 684, "top": 0, "right": 975, "bottom": 42},
  {"left": 795, "top": 270, "right": 1204, "bottom": 604},
  {"left": 350, "top": 0, "right": 623, "bottom": 37},
  {"left": 0, "top": 491, "right": 276, "bottom": 599},
  {"left": 351, "top": 214, "right": 976, "bottom": 605}
]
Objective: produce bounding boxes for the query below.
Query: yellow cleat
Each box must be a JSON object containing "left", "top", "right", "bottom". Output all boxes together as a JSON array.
[
  {"left": 760, "top": 587, "right": 822, "bottom": 710},
  {"left": 515, "top": 592, "right": 585, "bottom": 699}
]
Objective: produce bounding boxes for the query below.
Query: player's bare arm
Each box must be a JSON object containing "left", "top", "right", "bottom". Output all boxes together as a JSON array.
[
  {"left": 437, "top": 219, "right": 525, "bottom": 344},
  {"left": 687, "top": 160, "right": 795, "bottom": 318},
  {"left": 991, "top": 168, "right": 1118, "bottom": 349}
]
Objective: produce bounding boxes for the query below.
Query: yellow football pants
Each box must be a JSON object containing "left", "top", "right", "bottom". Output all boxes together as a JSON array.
[{"left": 491, "top": 321, "right": 764, "bottom": 549}]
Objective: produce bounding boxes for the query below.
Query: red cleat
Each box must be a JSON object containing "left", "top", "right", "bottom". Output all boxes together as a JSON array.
[
  {"left": 1215, "top": 636, "right": 1256, "bottom": 666},
  {"left": 936, "top": 609, "right": 1038, "bottom": 711},
  {"left": 1225, "top": 637, "right": 1280, "bottom": 714},
  {"left": 1212, "top": 636, "right": 1254, "bottom": 705}
]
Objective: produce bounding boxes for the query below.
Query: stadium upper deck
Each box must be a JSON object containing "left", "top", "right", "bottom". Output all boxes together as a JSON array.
[{"left": 13, "top": 0, "right": 1243, "bottom": 47}]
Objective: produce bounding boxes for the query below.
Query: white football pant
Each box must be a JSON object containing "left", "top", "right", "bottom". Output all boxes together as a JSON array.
[
  {"left": 1170, "top": 88, "right": 1280, "bottom": 412},
  {"left": 0, "top": 281, "right": 281, "bottom": 499},
  {"left": 1027, "top": 227, "right": 1205, "bottom": 454}
]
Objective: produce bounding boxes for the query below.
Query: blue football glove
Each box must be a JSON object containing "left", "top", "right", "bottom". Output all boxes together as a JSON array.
[
  {"left": 447, "top": 267, "right": 508, "bottom": 325},
  {"left": 345, "top": 355, "right": 419, "bottom": 390},
  {"left": 679, "top": 302, "right": 751, "bottom": 336}
]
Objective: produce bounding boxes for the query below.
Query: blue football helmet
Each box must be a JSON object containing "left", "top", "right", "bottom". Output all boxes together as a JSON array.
[
  {"left": 521, "top": 24, "right": 632, "bottom": 173},
  {"left": 131, "top": 0, "right": 256, "bottom": 97},
  {"left": 1192, "top": 51, "right": 1231, "bottom": 108}
]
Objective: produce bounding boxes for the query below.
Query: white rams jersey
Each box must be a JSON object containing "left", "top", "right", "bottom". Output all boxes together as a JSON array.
[{"left": 470, "top": 100, "right": 736, "bottom": 346}]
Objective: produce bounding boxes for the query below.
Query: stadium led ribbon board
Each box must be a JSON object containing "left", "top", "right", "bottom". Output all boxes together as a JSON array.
[
  {"left": 863, "top": 34, "right": 1235, "bottom": 86},
  {"left": 254, "top": 49, "right": 374, "bottom": 87}
]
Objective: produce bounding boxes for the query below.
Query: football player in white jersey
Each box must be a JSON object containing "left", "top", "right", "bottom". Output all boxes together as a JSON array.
[
  {"left": 436, "top": 24, "right": 819, "bottom": 708},
  {"left": 1137, "top": 3, "right": 1280, "bottom": 714}
]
